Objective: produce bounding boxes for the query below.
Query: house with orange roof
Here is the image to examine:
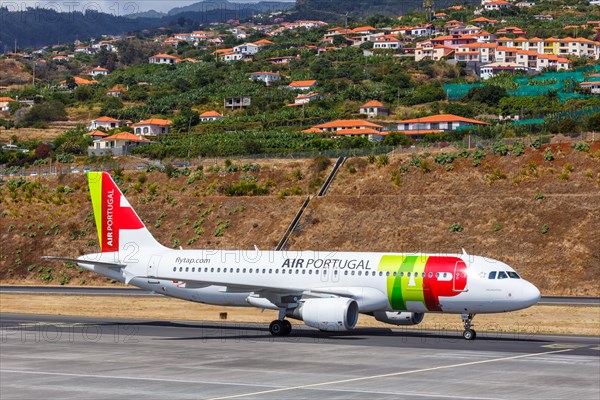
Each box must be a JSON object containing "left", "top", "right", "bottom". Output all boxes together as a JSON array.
[
  {"left": 88, "top": 116, "right": 121, "bottom": 131},
  {"left": 288, "top": 80, "right": 317, "bottom": 91},
  {"left": 148, "top": 53, "right": 180, "bottom": 65},
  {"left": 415, "top": 41, "right": 455, "bottom": 61},
  {"left": 455, "top": 42, "right": 498, "bottom": 63},
  {"left": 536, "top": 54, "right": 570, "bottom": 71},
  {"left": 88, "top": 132, "right": 152, "bottom": 156},
  {"left": 309, "top": 119, "right": 385, "bottom": 141},
  {"left": 484, "top": 0, "right": 514, "bottom": 11},
  {"left": 449, "top": 25, "right": 482, "bottom": 36},
  {"left": 445, "top": 20, "right": 463, "bottom": 30},
  {"left": 350, "top": 26, "right": 378, "bottom": 35},
  {"left": 87, "top": 130, "right": 108, "bottom": 140},
  {"left": 199, "top": 111, "right": 224, "bottom": 122},
  {"left": 470, "top": 17, "right": 500, "bottom": 26},
  {"left": 132, "top": 118, "right": 172, "bottom": 136},
  {"left": 0, "top": 97, "right": 16, "bottom": 112},
  {"left": 580, "top": 81, "right": 600, "bottom": 94},
  {"left": 90, "top": 66, "right": 108, "bottom": 77},
  {"left": 359, "top": 100, "right": 389, "bottom": 118},
  {"left": 288, "top": 92, "right": 323, "bottom": 107},
  {"left": 73, "top": 76, "right": 97, "bottom": 86},
  {"left": 394, "top": 114, "right": 489, "bottom": 138},
  {"left": 495, "top": 27, "right": 526, "bottom": 36},
  {"left": 373, "top": 35, "right": 405, "bottom": 50},
  {"left": 106, "top": 86, "right": 127, "bottom": 98},
  {"left": 480, "top": 62, "right": 529, "bottom": 80}
]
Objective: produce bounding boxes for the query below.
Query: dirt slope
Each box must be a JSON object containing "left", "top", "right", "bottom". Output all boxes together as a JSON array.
[{"left": 1, "top": 144, "right": 599, "bottom": 295}]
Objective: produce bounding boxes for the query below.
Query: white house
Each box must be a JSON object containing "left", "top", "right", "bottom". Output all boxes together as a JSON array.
[
  {"left": 373, "top": 35, "right": 404, "bottom": 50},
  {"left": 233, "top": 43, "right": 260, "bottom": 55},
  {"left": 288, "top": 80, "right": 317, "bottom": 91},
  {"left": 395, "top": 114, "right": 489, "bottom": 135},
  {"left": 580, "top": 81, "right": 600, "bottom": 94},
  {"left": 359, "top": 100, "right": 389, "bottom": 118},
  {"left": 199, "top": 111, "right": 225, "bottom": 122},
  {"left": 248, "top": 71, "right": 282, "bottom": 85},
  {"left": 132, "top": 118, "right": 172, "bottom": 136},
  {"left": 90, "top": 66, "right": 108, "bottom": 77},
  {"left": 483, "top": 0, "right": 514, "bottom": 11},
  {"left": 0, "top": 96, "right": 16, "bottom": 112},
  {"left": 148, "top": 54, "right": 180, "bottom": 64},
  {"left": 288, "top": 92, "right": 322, "bottom": 106},
  {"left": 88, "top": 116, "right": 121, "bottom": 131},
  {"left": 88, "top": 132, "right": 151, "bottom": 156},
  {"left": 308, "top": 119, "right": 385, "bottom": 141}
]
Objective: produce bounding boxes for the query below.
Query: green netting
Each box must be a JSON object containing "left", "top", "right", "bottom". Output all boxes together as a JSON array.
[
  {"left": 445, "top": 65, "right": 600, "bottom": 102},
  {"left": 444, "top": 83, "right": 482, "bottom": 100},
  {"left": 513, "top": 118, "right": 545, "bottom": 126}
]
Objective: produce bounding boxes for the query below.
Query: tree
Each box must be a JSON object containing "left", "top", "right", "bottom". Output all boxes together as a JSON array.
[
  {"left": 383, "top": 132, "right": 414, "bottom": 146},
  {"left": 463, "top": 85, "right": 508, "bottom": 107}
]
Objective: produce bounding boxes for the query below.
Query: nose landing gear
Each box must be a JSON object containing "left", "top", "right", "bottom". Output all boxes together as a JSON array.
[{"left": 462, "top": 313, "right": 476, "bottom": 340}]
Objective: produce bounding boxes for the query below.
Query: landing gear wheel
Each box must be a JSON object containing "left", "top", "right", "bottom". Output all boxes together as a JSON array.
[
  {"left": 282, "top": 320, "right": 292, "bottom": 335},
  {"left": 461, "top": 313, "right": 477, "bottom": 341},
  {"left": 269, "top": 320, "right": 291, "bottom": 336},
  {"left": 463, "top": 329, "right": 476, "bottom": 340}
]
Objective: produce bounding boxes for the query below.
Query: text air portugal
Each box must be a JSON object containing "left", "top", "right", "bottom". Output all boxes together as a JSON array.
[{"left": 90, "top": 173, "right": 144, "bottom": 253}]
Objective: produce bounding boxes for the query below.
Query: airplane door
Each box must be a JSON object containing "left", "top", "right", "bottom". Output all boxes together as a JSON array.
[
  {"left": 147, "top": 255, "right": 162, "bottom": 284},
  {"left": 452, "top": 260, "right": 468, "bottom": 293}
]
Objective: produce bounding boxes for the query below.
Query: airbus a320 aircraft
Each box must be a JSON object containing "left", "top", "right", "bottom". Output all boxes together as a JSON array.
[{"left": 46, "top": 172, "right": 541, "bottom": 340}]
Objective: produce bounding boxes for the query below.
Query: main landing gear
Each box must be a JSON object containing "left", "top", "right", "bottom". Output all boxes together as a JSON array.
[
  {"left": 269, "top": 319, "right": 292, "bottom": 336},
  {"left": 462, "top": 313, "right": 476, "bottom": 340}
]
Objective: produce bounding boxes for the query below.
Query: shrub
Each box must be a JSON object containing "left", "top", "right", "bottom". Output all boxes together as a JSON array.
[
  {"left": 540, "top": 224, "right": 549, "bottom": 234},
  {"left": 222, "top": 180, "right": 269, "bottom": 196},
  {"left": 511, "top": 141, "right": 525, "bottom": 156},
  {"left": 419, "top": 159, "right": 431, "bottom": 173},
  {"left": 534, "top": 193, "right": 545, "bottom": 201},
  {"left": 487, "top": 168, "right": 507, "bottom": 185},
  {"left": 491, "top": 141, "right": 509, "bottom": 156},
  {"left": 543, "top": 148, "right": 555, "bottom": 161},
  {"left": 377, "top": 154, "right": 389, "bottom": 166},
  {"left": 449, "top": 223, "right": 463, "bottom": 233},
  {"left": 572, "top": 142, "right": 589, "bottom": 153},
  {"left": 434, "top": 153, "right": 456, "bottom": 164}
]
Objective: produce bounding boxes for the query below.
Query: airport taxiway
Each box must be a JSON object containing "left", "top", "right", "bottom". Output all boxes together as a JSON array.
[{"left": 1, "top": 313, "right": 599, "bottom": 399}]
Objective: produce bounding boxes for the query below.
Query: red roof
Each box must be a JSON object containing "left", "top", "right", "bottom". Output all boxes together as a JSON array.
[
  {"left": 361, "top": 100, "right": 385, "bottom": 108},
  {"left": 396, "top": 114, "right": 489, "bottom": 125},
  {"left": 0, "top": 97, "right": 16, "bottom": 102},
  {"left": 94, "top": 116, "right": 120, "bottom": 122},
  {"left": 313, "top": 119, "right": 384, "bottom": 129},
  {"left": 200, "top": 111, "right": 222, "bottom": 117},
  {"left": 133, "top": 118, "right": 172, "bottom": 126},
  {"left": 87, "top": 130, "right": 108, "bottom": 137},
  {"left": 101, "top": 132, "right": 150, "bottom": 142},
  {"left": 289, "top": 80, "right": 317, "bottom": 87},
  {"left": 332, "top": 128, "right": 383, "bottom": 135}
]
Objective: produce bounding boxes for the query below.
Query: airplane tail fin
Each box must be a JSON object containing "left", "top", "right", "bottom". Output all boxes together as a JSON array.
[{"left": 88, "top": 172, "right": 165, "bottom": 253}]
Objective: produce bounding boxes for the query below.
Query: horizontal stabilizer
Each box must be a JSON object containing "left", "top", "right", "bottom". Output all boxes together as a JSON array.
[{"left": 41, "top": 256, "right": 126, "bottom": 270}]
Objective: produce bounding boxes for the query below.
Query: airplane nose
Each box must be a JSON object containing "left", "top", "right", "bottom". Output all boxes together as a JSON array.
[{"left": 521, "top": 281, "right": 541, "bottom": 307}]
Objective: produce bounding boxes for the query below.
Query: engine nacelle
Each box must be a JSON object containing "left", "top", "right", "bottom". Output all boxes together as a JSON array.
[
  {"left": 373, "top": 311, "right": 425, "bottom": 326},
  {"left": 288, "top": 297, "right": 359, "bottom": 332}
]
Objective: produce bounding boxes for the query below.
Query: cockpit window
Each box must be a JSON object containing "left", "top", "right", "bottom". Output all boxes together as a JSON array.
[
  {"left": 488, "top": 271, "right": 497, "bottom": 279},
  {"left": 507, "top": 271, "right": 521, "bottom": 279},
  {"left": 497, "top": 271, "right": 508, "bottom": 279}
]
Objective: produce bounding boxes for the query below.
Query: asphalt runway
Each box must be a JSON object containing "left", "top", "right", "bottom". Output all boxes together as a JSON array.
[
  {"left": 1, "top": 313, "right": 599, "bottom": 400},
  {"left": 1, "top": 286, "right": 599, "bottom": 306}
]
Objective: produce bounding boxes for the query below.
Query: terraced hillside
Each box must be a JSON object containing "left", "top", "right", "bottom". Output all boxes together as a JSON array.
[{"left": 1, "top": 143, "right": 599, "bottom": 296}]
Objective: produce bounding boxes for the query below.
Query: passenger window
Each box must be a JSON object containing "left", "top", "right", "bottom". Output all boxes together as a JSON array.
[
  {"left": 242, "top": 268, "right": 246, "bottom": 273},
  {"left": 428, "top": 272, "right": 432, "bottom": 278},
  {"left": 210, "top": 268, "right": 214, "bottom": 272},
  {"left": 302, "top": 270, "right": 306, "bottom": 274},
  {"left": 422, "top": 272, "right": 425, "bottom": 277},
  {"left": 204, "top": 267, "right": 208, "bottom": 272},
  {"left": 379, "top": 271, "right": 383, "bottom": 276},
  {"left": 344, "top": 271, "right": 348, "bottom": 275},
  {"left": 308, "top": 270, "right": 312, "bottom": 275},
  {"left": 436, "top": 272, "right": 439, "bottom": 278},
  {"left": 489, "top": 271, "right": 497, "bottom": 279},
  {"left": 498, "top": 271, "right": 508, "bottom": 279},
  {"left": 179, "top": 267, "right": 183, "bottom": 272},
  {"left": 269, "top": 269, "right": 272, "bottom": 274},
  {"left": 400, "top": 272, "right": 404, "bottom": 277},
  {"left": 236, "top": 268, "right": 240, "bottom": 273},
  {"left": 173, "top": 267, "right": 176, "bottom": 272},
  {"left": 192, "top": 267, "right": 195, "bottom": 272},
  {"left": 295, "top": 270, "right": 299, "bottom": 274},
  {"left": 386, "top": 272, "right": 390, "bottom": 276},
  {"left": 275, "top": 269, "right": 279, "bottom": 274},
  {"left": 351, "top": 271, "right": 355, "bottom": 276},
  {"left": 217, "top": 268, "right": 220, "bottom": 273},
  {"left": 249, "top": 268, "right": 252, "bottom": 273},
  {"left": 358, "top": 271, "right": 362, "bottom": 276},
  {"left": 393, "top": 272, "right": 397, "bottom": 277}
]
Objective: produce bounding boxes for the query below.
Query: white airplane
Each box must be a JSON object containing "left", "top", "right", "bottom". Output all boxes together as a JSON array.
[{"left": 45, "top": 172, "right": 541, "bottom": 340}]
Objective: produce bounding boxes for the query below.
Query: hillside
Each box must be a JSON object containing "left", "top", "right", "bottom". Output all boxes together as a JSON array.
[{"left": 1, "top": 142, "right": 598, "bottom": 295}]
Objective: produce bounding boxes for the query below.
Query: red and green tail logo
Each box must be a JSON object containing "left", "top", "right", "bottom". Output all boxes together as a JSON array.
[{"left": 88, "top": 172, "right": 145, "bottom": 252}]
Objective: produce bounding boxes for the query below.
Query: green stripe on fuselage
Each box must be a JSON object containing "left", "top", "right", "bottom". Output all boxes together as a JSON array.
[
  {"left": 378, "top": 255, "right": 427, "bottom": 310},
  {"left": 87, "top": 172, "right": 103, "bottom": 251}
]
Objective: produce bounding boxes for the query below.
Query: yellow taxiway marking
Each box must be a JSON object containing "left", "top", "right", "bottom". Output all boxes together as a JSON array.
[{"left": 208, "top": 349, "right": 574, "bottom": 400}]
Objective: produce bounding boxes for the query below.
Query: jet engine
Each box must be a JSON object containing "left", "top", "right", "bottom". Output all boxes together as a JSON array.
[
  {"left": 373, "top": 311, "right": 425, "bottom": 326},
  {"left": 288, "top": 297, "right": 359, "bottom": 332}
]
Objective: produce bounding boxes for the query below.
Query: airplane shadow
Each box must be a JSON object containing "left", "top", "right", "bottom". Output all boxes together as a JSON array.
[{"left": 102, "top": 320, "right": 552, "bottom": 344}]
